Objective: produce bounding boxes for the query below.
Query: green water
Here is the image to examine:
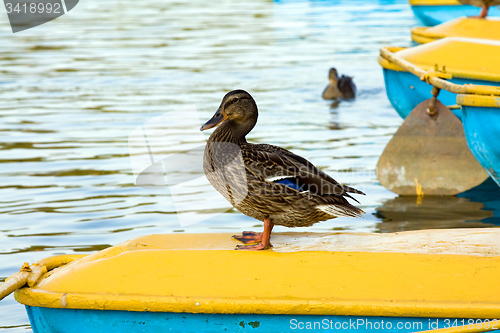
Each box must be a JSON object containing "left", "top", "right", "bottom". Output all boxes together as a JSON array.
[{"left": 1, "top": 0, "right": 500, "bottom": 331}]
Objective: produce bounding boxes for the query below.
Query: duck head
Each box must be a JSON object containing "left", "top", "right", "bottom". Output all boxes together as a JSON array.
[
  {"left": 328, "top": 68, "right": 339, "bottom": 83},
  {"left": 200, "top": 90, "right": 258, "bottom": 139}
]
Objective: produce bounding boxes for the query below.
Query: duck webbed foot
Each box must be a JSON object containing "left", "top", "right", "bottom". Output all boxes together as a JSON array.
[
  {"left": 233, "top": 218, "right": 274, "bottom": 251},
  {"left": 232, "top": 231, "right": 262, "bottom": 244},
  {"left": 236, "top": 242, "right": 272, "bottom": 251}
]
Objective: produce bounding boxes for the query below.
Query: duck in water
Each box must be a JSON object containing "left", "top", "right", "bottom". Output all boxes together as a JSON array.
[
  {"left": 201, "top": 90, "right": 364, "bottom": 250},
  {"left": 322, "top": 68, "right": 356, "bottom": 100}
]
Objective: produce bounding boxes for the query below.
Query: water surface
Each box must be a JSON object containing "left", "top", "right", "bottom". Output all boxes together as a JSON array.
[{"left": 1, "top": 0, "right": 500, "bottom": 331}]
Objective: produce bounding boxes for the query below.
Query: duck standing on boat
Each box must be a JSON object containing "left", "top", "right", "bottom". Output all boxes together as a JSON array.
[
  {"left": 457, "top": 0, "right": 500, "bottom": 17},
  {"left": 200, "top": 90, "right": 364, "bottom": 250},
  {"left": 322, "top": 68, "right": 356, "bottom": 99}
]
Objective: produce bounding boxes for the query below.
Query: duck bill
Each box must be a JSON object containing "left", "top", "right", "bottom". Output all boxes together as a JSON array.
[{"left": 200, "top": 108, "right": 228, "bottom": 131}]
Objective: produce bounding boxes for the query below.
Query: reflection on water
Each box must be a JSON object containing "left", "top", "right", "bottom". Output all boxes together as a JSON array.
[
  {"left": 375, "top": 179, "right": 500, "bottom": 232},
  {"left": 328, "top": 100, "right": 341, "bottom": 109},
  {"left": 0, "top": 0, "right": 499, "bottom": 331}
]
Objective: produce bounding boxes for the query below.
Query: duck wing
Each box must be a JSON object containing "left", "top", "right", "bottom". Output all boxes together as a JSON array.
[
  {"left": 241, "top": 143, "right": 365, "bottom": 202},
  {"left": 337, "top": 75, "right": 356, "bottom": 99}
]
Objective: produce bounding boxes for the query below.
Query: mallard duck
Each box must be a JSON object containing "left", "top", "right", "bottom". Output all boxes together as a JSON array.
[
  {"left": 457, "top": 0, "right": 500, "bottom": 17},
  {"left": 322, "top": 68, "right": 356, "bottom": 100},
  {"left": 200, "top": 90, "right": 365, "bottom": 250}
]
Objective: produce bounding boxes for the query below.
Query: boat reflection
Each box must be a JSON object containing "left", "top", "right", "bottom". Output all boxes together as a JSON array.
[{"left": 375, "top": 178, "right": 500, "bottom": 232}]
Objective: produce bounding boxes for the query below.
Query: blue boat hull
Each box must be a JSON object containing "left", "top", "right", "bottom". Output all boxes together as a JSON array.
[
  {"left": 462, "top": 105, "right": 500, "bottom": 187},
  {"left": 382, "top": 68, "right": 500, "bottom": 120},
  {"left": 411, "top": 5, "right": 500, "bottom": 26},
  {"left": 26, "top": 306, "right": 480, "bottom": 333}
]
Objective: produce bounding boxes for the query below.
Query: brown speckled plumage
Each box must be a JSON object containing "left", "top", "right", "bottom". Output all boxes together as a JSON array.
[
  {"left": 457, "top": 0, "right": 500, "bottom": 7},
  {"left": 201, "top": 90, "right": 364, "bottom": 230}
]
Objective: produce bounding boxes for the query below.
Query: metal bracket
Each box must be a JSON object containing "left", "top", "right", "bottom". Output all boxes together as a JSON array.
[
  {"left": 427, "top": 86, "right": 441, "bottom": 116},
  {"left": 420, "top": 64, "right": 453, "bottom": 84}
]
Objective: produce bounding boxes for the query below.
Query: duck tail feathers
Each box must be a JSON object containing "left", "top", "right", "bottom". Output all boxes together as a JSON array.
[
  {"left": 344, "top": 192, "right": 360, "bottom": 204},
  {"left": 343, "top": 185, "right": 365, "bottom": 196},
  {"left": 317, "top": 204, "right": 364, "bottom": 218}
]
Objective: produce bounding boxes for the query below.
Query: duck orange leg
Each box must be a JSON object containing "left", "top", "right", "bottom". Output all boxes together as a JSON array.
[
  {"left": 235, "top": 218, "right": 274, "bottom": 250},
  {"left": 479, "top": 5, "right": 489, "bottom": 18}
]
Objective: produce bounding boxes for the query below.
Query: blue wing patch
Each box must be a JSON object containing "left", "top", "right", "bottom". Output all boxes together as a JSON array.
[{"left": 275, "top": 178, "right": 303, "bottom": 191}]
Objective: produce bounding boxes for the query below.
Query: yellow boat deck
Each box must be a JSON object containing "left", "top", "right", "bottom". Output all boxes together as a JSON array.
[
  {"left": 14, "top": 229, "right": 500, "bottom": 318},
  {"left": 412, "top": 17, "right": 500, "bottom": 44},
  {"left": 378, "top": 37, "right": 500, "bottom": 82}
]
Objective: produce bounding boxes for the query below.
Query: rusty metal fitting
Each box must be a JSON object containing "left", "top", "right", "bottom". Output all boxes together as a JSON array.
[
  {"left": 427, "top": 86, "right": 441, "bottom": 116},
  {"left": 20, "top": 262, "right": 32, "bottom": 272}
]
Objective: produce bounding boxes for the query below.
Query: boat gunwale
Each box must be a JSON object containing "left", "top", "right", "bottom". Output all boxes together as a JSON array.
[
  {"left": 411, "top": 26, "right": 445, "bottom": 44},
  {"left": 14, "top": 287, "right": 500, "bottom": 318},
  {"left": 409, "top": 0, "right": 462, "bottom": 6},
  {"left": 378, "top": 46, "right": 500, "bottom": 83},
  {"left": 457, "top": 94, "right": 500, "bottom": 108}
]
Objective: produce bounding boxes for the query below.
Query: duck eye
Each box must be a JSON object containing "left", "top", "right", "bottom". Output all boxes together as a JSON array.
[{"left": 233, "top": 98, "right": 239, "bottom": 102}]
